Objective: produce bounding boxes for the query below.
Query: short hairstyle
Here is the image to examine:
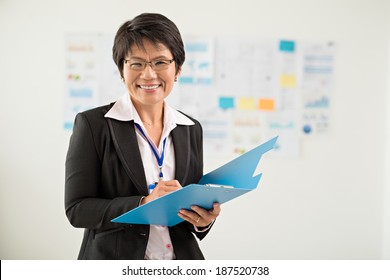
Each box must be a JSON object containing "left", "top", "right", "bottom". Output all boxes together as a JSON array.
[{"left": 112, "top": 13, "right": 185, "bottom": 78}]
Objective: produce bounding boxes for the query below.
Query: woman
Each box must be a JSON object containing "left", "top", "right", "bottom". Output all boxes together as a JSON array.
[{"left": 65, "top": 13, "right": 220, "bottom": 260}]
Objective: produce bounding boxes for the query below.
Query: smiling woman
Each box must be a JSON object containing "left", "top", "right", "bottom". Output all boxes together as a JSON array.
[{"left": 64, "top": 13, "right": 221, "bottom": 260}]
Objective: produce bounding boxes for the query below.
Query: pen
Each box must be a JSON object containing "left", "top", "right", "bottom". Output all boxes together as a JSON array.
[{"left": 148, "top": 182, "right": 158, "bottom": 193}]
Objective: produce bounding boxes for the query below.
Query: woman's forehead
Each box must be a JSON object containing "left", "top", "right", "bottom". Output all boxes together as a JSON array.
[{"left": 128, "top": 39, "right": 171, "bottom": 57}]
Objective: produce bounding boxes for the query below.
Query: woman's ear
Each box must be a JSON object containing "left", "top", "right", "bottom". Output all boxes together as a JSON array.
[{"left": 175, "top": 67, "right": 182, "bottom": 82}]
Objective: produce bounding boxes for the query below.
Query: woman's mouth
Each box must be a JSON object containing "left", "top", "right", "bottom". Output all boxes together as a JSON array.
[{"left": 139, "top": 84, "right": 160, "bottom": 90}]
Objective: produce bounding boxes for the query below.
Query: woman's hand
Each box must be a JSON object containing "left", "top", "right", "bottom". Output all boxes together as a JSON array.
[
  {"left": 140, "top": 180, "right": 182, "bottom": 205},
  {"left": 178, "top": 203, "right": 221, "bottom": 227}
]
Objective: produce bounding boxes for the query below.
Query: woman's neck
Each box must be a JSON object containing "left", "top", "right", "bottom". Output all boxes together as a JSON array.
[
  {"left": 132, "top": 99, "right": 164, "bottom": 146},
  {"left": 132, "top": 99, "right": 164, "bottom": 126},
  {"left": 138, "top": 107, "right": 164, "bottom": 128}
]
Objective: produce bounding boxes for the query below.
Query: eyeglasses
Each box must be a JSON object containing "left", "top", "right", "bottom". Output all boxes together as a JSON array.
[{"left": 124, "top": 58, "right": 175, "bottom": 71}]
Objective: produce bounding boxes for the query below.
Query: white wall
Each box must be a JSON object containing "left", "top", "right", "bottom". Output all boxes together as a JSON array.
[
  {"left": 384, "top": 24, "right": 390, "bottom": 260},
  {"left": 1, "top": 0, "right": 389, "bottom": 259}
]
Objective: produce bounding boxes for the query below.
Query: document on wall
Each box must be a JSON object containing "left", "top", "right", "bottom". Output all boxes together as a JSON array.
[
  {"left": 64, "top": 33, "right": 124, "bottom": 130},
  {"left": 301, "top": 41, "right": 336, "bottom": 136},
  {"left": 111, "top": 136, "right": 278, "bottom": 226}
]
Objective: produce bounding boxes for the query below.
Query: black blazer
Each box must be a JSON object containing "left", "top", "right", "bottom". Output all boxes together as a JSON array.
[{"left": 65, "top": 103, "right": 210, "bottom": 259}]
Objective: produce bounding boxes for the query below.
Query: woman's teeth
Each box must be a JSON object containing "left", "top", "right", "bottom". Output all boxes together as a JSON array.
[{"left": 140, "top": 85, "right": 159, "bottom": 90}]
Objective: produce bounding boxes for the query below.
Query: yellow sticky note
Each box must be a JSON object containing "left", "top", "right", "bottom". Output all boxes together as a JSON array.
[
  {"left": 258, "top": 98, "right": 275, "bottom": 111},
  {"left": 280, "top": 74, "right": 296, "bottom": 88},
  {"left": 238, "top": 97, "right": 256, "bottom": 110}
]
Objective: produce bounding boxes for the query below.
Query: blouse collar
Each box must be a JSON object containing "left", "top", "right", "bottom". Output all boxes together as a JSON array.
[{"left": 104, "top": 93, "right": 195, "bottom": 127}]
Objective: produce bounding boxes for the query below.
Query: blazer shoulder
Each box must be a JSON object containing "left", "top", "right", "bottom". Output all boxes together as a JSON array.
[
  {"left": 80, "top": 103, "right": 114, "bottom": 120},
  {"left": 72, "top": 103, "right": 115, "bottom": 136}
]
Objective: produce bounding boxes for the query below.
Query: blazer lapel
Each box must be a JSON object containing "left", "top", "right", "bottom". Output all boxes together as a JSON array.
[
  {"left": 107, "top": 118, "right": 148, "bottom": 196},
  {"left": 171, "top": 125, "right": 191, "bottom": 186}
]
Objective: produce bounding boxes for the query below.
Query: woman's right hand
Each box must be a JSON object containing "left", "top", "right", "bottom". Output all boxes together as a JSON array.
[{"left": 140, "top": 180, "right": 182, "bottom": 205}]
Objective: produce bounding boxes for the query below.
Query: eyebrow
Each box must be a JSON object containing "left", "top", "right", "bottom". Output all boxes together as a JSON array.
[{"left": 127, "top": 55, "right": 172, "bottom": 61}]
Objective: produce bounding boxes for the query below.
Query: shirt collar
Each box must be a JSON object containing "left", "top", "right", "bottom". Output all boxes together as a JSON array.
[{"left": 104, "top": 93, "right": 195, "bottom": 127}]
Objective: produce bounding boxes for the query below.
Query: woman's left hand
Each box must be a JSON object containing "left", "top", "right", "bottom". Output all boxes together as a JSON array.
[{"left": 178, "top": 203, "right": 221, "bottom": 227}]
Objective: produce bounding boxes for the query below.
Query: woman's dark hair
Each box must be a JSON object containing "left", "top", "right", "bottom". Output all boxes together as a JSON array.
[{"left": 113, "top": 13, "right": 185, "bottom": 78}]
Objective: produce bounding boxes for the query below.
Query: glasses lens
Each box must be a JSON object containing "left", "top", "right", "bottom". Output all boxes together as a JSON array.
[
  {"left": 152, "top": 60, "right": 171, "bottom": 70},
  {"left": 126, "top": 59, "right": 173, "bottom": 71},
  {"left": 127, "top": 60, "right": 144, "bottom": 71}
]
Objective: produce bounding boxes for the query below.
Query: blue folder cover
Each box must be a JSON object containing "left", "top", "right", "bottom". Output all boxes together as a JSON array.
[{"left": 111, "top": 136, "right": 278, "bottom": 226}]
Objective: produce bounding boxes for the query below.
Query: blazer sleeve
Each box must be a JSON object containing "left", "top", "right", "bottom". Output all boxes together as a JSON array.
[{"left": 65, "top": 112, "right": 141, "bottom": 232}]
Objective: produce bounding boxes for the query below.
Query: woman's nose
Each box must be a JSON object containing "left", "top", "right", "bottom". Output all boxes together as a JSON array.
[{"left": 140, "top": 64, "right": 157, "bottom": 79}]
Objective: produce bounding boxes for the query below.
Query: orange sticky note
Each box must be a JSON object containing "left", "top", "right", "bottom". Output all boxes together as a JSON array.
[{"left": 258, "top": 98, "right": 275, "bottom": 111}]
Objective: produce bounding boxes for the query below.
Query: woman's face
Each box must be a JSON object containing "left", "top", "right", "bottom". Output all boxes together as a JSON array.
[{"left": 122, "top": 39, "right": 180, "bottom": 109}]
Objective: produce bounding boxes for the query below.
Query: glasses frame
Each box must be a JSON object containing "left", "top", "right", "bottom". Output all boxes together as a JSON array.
[{"left": 124, "top": 58, "right": 175, "bottom": 71}]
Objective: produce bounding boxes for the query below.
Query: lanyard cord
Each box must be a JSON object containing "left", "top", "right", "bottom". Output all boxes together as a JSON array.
[{"left": 134, "top": 123, "right": 167, "bottom": 180}]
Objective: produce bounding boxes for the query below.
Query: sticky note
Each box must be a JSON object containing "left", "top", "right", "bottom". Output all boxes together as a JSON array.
[
  {"left": 279, "top": 40, "right": 295, "bottom": 52},
  {"left": 219, "top": 97, "right": 235, "bottom": 110},
  {"left": 280, "top": 74, "right": 297, "bottom": 88},
  {"left": 258, "top": 98, "right": 275, "bottom": 111},
  {"left": 238, "top": 97, "right": 256, "bottom": 110}
]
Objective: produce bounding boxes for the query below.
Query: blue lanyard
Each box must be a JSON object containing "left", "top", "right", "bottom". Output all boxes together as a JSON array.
[{"left": 134, "top": 123, "right": 167, "bottom": 181}]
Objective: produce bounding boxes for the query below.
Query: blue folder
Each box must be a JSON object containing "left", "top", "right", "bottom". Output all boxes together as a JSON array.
[{"left": 111, "top": 136, "right": 278, "bottom": 226}]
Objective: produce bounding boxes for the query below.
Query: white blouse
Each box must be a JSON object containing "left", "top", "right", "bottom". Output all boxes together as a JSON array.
[{"left": 105, "top": 93, "right": 194, "bottom": 260}]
